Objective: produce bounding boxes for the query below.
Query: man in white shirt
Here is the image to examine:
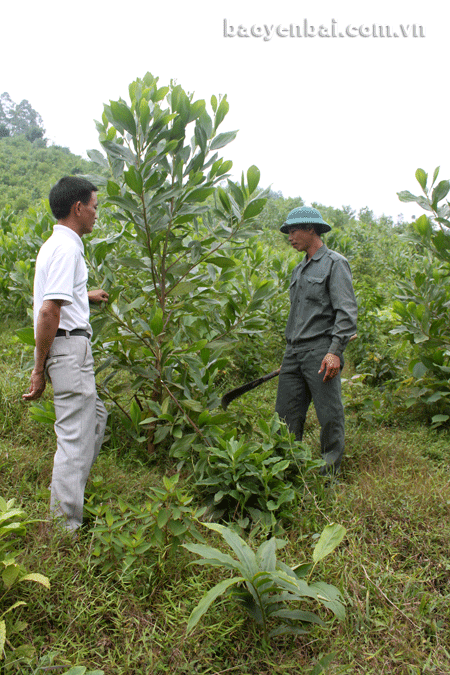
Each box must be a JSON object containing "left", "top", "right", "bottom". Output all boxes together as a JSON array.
[{"left": 23, "top": 176, "right": 109, "bottom": 532}]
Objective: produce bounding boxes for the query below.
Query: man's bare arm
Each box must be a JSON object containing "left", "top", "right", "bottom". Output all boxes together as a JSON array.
[{"left": 23, "top": 299, "right": 63, "bottom": 401}]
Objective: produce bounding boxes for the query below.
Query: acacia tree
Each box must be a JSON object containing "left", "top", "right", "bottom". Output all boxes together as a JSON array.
[
  {"left": 393, "top": 168, "right": 450, "bottom": 424},
  {"left": 85, "top": 73, "right": 275, "bottom": 451}
]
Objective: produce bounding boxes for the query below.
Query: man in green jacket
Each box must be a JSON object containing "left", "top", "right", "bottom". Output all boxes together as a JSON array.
[{"left": 275, "top": 206, "right": 358, "bottom": 475}]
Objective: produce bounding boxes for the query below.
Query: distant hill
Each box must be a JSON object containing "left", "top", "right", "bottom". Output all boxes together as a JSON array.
[
  {"left": 0, "top": 92, "right": 97, "bottom": 211},
  {"left": 0, "top": 135, "right": 95, "bottom": 211}
]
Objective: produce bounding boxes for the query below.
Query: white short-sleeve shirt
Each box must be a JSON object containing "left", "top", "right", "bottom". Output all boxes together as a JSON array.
[{"left": 33, "top": 225, "right": 92, "bottom": 335}]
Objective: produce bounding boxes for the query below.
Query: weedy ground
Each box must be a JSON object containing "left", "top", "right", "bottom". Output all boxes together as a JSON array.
[{"left": 1, "top": 320, "right": 450, "bottom": 674}]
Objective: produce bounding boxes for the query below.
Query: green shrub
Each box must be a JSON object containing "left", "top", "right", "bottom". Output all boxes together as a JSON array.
[
  {"left": 85, "top": 473, "right": 205, "bottom": 583},
  {"left": 0, "top": 497, "right": 49, "bottom": 665},
  {"left": 395, "top": 168, "right": 450, "bottom": 425},
  {"left": 173, "top": 414, "right": 324, "bottom": 529}
]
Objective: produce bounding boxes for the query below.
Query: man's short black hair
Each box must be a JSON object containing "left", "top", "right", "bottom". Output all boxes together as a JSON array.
[
  {"left": 49, "top": 176, "right": 98, "bottom": 220},
  {"left": 288, "top": 223, "right": 321, "bottom": 236}
]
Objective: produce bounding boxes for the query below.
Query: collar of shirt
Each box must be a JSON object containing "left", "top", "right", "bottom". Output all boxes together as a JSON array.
[
  {"left": 299, "top": 243, "right": 328, "bottom": 270},
  {"left": 53, "top": 224, "right": 84, "bottom": 254}
]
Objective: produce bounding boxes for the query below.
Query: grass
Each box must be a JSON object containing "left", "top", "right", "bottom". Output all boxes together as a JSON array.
[{"left": 1, "top": 321, "right": 450, "bottom": 674}]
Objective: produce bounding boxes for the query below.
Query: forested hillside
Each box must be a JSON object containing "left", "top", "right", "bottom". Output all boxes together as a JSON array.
[
  {"left": 0, "top": 92, "right": 94, "bottom": 211},
  {"left": 0, "top": 77, "right": 449, "bottom": 674}
]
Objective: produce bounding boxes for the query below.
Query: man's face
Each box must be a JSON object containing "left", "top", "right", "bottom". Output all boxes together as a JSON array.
[
  {"left": 287, "top": 225, "right": 314, "bottom": 252},
  {"left": 78, "top": 192, "right": 98, "bottom": 236}
]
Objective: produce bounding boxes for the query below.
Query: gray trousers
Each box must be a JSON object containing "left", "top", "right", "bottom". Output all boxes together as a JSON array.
[
  {"left": 275, "top": 344, "right": 345, "bottom": 474},
  {"left": 45, "top": 335, "right": 107, "bottom": 531}
]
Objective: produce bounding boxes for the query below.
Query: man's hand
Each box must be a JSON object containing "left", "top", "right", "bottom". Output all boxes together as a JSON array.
[
  {"left": 318, "top": 353, "right": 341, "bottom": 382},
  {"left": 23, "top": 370, "right": 46, "bottom": 401},
  {"left": 88, "top": 289, "right": 109, "bottom": 304},
  {"left": 23, "top": 299, "right": 62, "bottom": 402}
]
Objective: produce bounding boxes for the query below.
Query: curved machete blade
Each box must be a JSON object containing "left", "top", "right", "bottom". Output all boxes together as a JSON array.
[{"left": 221, "top": 368, "right": 281, "bottom": 410}]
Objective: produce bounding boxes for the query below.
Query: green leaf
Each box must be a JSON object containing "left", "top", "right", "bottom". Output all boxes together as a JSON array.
[
  {"left": 189, "top": 99, "right": 206, "bottom": 124},
  {"left": 184, "top": 187, "right": 215, "bottom": 203},
  {"left": 414, "top": 214, "right": 431, "bottom": 237},
  {"left": 432, "top": 180, "right": 450, "bottom": 208},
  {"left": 392, "top": 300, "right": 407, "bottom": 318},
  {"left": 227, "top": 181, "right": 245, "bottom": 208},
  {"left": 412, "top": 362, "right": 427, "bottom": 378},
  {"left": 255, "top": 537, "right": 277, "bottom": 571},
  {"left": 2, "top": 600, "right": 26, "bottom": 615},
  {"left": 247, "top": 165, "right": 260, "bottom": 195},
  {"left": 426, "top": 392, "right": 444, "bottom": 403},
  {"left": 87, "top": 149, "right": 108, "bottom": 168},
  {"left": 204, "top": 523, "right": 258, "bottom": 578},
  {"left": 194, "top": 125, "right": 207, "bottom": 153},
  {"left": 154, "top": 86, "right": 170, "bottom": 102},
  {"left": 124, "top": 166, "right": 143, "bottom": 194},
  {"left": 156, "top": 508, "right": 170, "bottom": 529},
  {"left": 106, "top": 180, "right": 120, "bottom": 197},
  {"left": 0, "top": 508, "right": 25, "bottom": 523},
  {"left": 415, "top": 168, "right": 427, "bottom": 190},
  {"left": 129, "top": 399, "right": 141, "bottom": 430},
  {"left": 139, "top": 98, "right": 150, "bottom": 133},
  {"left": 214, "top": 96, "right": 229, "bottom": 131},
  {"left": 431, "top": 414, "right": 449, "bottom": 424},
  {"left": 210, "top": 131, "right": 238, "bottom": 151},
  {"left": 2, "top": 564, "right": 20, "bottom": 588},
  {"left": 198, "top": 110, "right": 213, "bottom": 138},
  {"left": 308, "top": 653, "right": 337, "bottom": 675},
  {"left": 312, "top": 523, "right": 346, "bottom": 564},
  {"left": 162, "top": 474, "right": 175, "bottom": 491},
  {"left": 216, "top": 159, "right": 233, "bottom": 177},
  {"left": 15, "top": 327, "right": 35, "bottom": 346},
  {"left": 431, "top": 166, "right": 440, "bottom": 187},
  {"left": 168, "top": 520, "right": 187, "bottom": 536},
  {"left": 182, "top": 399, "right": 203, "bottom": 412},
  {"left": 19, "top": 573, "right": 50, "bottom": 589},
  {"left": 150, "top": 308, "right": 164, "bottom": 336},
  {"left": 0, "top": 620, "right": 6, "bottom": 657},
  {"left": 186, "top": 577, "right": 243, "bottom": 634},
  {"left": 311, "top": 581, "right": 346, "bottom": 619},
  {"left": 110, "top": 100, "right": 136, "bottom": 136},
  {"left": 397, "top": 190, "right": 420, "bottom": 203},
  {"left": 271, "top": 608, "right": 325, "bottom": 625},
  {"left": 292, "top": 562, "right": 313, "bottom": 578},
  {"left": 217, "top": 187, "right": 232, "bottom": 213},
  {"left": 243, "top": 198, "right": 266, "bottom": 220},
  {"left": 318, "top": 596, "right": 346, "bottom": 621},
  {"left": 168, "top": 281, "right": 196, "bottom": 297},
  {"left": 268, "top": 625, "right": 309, "bottom": 638},
  {"left": 207, "top": 256, "right": 235, "bottom": 269},
  {"left": 183, "top": 543, "right": 239, "bottom": 570}
]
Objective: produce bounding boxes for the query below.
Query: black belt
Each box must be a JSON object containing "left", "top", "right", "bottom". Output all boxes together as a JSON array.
[{"left": 55, "top": 329, "right": 91, "bottom": 339}]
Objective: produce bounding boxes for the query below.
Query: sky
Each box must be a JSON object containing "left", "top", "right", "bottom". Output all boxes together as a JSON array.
[{"left": 2, "top": 0, "right": 447, "bottom": 222}]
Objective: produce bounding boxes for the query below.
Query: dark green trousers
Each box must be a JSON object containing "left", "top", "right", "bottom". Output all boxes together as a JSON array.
[{"left": 275, "top": 344, "right": 345, "bottom": 474}]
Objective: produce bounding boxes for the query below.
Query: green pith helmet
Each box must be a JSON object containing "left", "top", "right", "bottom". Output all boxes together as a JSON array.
[{"left": 280, "top": 206, "right": 331, "bottom": 234}]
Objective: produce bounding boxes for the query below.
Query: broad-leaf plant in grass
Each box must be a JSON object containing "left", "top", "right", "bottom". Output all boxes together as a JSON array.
[{"left": 184, "top": 521, "right": 346, "bottom": 645}]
